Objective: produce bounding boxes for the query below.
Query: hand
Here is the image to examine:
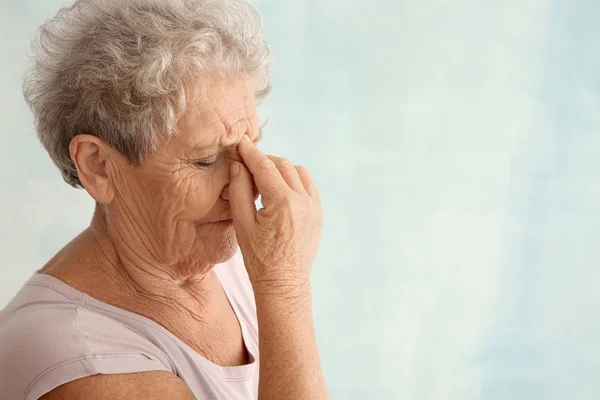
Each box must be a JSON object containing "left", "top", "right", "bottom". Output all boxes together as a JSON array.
[{"left": 228, "top": 136, "right": 323, "bottom": 294}]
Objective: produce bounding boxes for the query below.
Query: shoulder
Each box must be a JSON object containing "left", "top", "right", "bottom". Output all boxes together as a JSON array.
[
  {"left": 0, "top": 286, "right": 170, "bottom": 400},
  {"left": 39, "top": 371, "right": 196, "bottom": 400}
]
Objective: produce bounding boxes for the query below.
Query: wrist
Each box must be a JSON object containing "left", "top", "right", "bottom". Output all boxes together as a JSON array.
[
  {"left": 252, "top": 277, "right": 312, "bottom": 314},
  {"left": 251, "top": 276, "right": 311, "bottom": 298}
]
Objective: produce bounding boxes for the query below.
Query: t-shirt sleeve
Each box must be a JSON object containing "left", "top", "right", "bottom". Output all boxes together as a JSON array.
[{"left": 0, "top": 304, "right": 171, "bottom": 400}]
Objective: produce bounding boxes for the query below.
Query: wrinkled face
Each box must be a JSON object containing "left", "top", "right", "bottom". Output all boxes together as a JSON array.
[{"left": 109, "top": 76, "right": 260, "bottom": 268}]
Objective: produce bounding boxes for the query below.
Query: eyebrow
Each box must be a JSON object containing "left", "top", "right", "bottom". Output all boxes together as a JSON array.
[{"left": 193, "top": 126, "right": 264, "bottom": 154}]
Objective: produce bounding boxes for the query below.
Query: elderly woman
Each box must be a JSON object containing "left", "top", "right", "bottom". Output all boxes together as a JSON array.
[{"left": 0, "top": 0, "right": 327, "bottom": 399}]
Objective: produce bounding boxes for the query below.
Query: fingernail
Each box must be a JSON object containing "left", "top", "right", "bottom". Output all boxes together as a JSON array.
[
  {"left": 231, "top": 162, "right": 240, "bottom": 178},
  {"left": 243, "top": 135, "right": 252, "bottom": 143}
]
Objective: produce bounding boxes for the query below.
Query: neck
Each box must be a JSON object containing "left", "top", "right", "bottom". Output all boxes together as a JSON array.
[{"left": 86, "top": 204, "right": 223, "bottom": 325}]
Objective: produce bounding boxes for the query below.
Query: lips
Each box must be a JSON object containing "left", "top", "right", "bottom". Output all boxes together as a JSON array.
[{"left": 206, "top": 218, "right": 233, "bottom": 225}]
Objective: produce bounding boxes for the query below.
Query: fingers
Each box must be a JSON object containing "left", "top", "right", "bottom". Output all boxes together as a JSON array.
[
  {"left": 237, "top": 136, "right": 320, "bottom": 199},
  {"left": 237, "top": 138, "right": 289, "bottom": 200},
  {"left": 296, "top": 166, "right": 319, "bottom": 199},
  {"left": 228, "top": 161, "right": 257, "bottom": 233},
  {"left": 267, "top": 156, "right": 306, "bottom": 194}
]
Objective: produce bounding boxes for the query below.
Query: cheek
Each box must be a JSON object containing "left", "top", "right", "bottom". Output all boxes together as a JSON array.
[{"left": 177, "top": 168, "right": 230, "bottom": 216}]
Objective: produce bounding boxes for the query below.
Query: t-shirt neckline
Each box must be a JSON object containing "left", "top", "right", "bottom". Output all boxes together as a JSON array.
[{"left": 26, "top": 267, "right": 257, "bottom": 381}]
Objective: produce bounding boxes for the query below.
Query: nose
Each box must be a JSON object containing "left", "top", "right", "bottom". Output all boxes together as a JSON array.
[{"left": 221, "top": 184, "right": 230, "bottom": 201}]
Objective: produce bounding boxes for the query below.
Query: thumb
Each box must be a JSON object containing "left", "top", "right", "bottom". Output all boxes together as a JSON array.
[{"left": 229, "top": 161, "right": 256, "bottom": 236}]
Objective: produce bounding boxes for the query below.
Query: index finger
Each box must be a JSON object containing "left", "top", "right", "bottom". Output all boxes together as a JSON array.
[{"left": 237, "top": 137, "right": 289, "bottom": 200}]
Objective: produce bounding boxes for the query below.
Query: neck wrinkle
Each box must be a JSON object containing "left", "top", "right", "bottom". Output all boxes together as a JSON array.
[{"left": 88, "top": 204, "right": 222, "bottom": 326}]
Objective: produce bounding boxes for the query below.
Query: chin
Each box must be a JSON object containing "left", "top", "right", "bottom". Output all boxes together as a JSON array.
[{"left": 196, "top": 227, "right": 238, "bottom": 265}]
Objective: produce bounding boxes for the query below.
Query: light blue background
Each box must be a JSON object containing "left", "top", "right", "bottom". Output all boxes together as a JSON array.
[{"left": 1, "top": 1, "right": 599, "bottom": 399}]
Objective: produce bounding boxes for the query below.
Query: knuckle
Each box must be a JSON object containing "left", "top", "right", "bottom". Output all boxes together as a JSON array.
[
  {"left": 297, "top": 166, "right": 313, "bottom": 183},
  {"left": 257, "top": 158, "right": 276, "bottom": 171},
  {"left": 279, "top": 159, "right": 294, "bottom": 169}
]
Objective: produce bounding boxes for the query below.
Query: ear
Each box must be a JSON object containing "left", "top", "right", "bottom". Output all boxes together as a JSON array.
[{"left": 69, "top": 134, "right": 116, "bottom": 204}]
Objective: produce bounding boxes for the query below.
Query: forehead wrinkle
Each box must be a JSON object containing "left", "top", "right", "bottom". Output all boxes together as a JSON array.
[
  {"left": 178, "top": 107, "right": 228, "bottom": 154},
  {"left": 205, "top": 104, "right": 253, "bottom": 140},
  {"left": 179, "top": 80, "right": 257, "bottom": 154},
  {"left": 185, "top": 118, "right": 244, "bottom": 156}
]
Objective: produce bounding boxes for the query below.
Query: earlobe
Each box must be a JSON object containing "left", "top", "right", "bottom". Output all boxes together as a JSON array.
[{"left": 69, "top": 135, "right": 115, "bottom": 204}]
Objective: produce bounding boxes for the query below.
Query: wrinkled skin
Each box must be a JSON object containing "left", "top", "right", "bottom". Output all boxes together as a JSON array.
[
  {"left": 103, "top": 76, "right": 260, "bottom": 274},
  {"left": 229, "top": 140, "right": 323, "bottom": 293},
  {"left": 43, "top": 75, "right": 323, "bottom": 368}
]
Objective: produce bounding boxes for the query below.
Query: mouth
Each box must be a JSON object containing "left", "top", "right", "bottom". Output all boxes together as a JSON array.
[{"left": 206, "top": 219, "right": 234, "bottom": 226}]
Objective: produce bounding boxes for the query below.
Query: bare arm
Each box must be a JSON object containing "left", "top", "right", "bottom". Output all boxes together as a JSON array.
[
  {"left": 43, "top": 135, "right": 328, "bottom": 400},
  {"left": 39, "top": 371, "right": 196, "bottom": 400},
  {"left": 229, "top": 136, "right": 328, "bottom": 399},
  {"left": 254, "top": 286, "right": 327, "bottom": 399}
]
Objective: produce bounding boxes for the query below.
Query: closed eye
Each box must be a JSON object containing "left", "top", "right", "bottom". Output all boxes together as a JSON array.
[
  {"left": 194, "top": 161, "right": 217, "bottom": 168},
  {"left": 194, "top": 147, "right": 234, "bottom": 169},
  {"left": 192, "top": 127, "right": 264, "bottom": 169}
]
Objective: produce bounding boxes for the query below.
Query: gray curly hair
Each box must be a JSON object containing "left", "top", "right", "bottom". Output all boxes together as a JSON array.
[{"left": 23, "top": 0, "right": 273, "bottom": 187}]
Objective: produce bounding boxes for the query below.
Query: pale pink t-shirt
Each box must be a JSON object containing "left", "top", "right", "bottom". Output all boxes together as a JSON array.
[{"left": 0, "top": 252, "right": 259, "bottom": 400}]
